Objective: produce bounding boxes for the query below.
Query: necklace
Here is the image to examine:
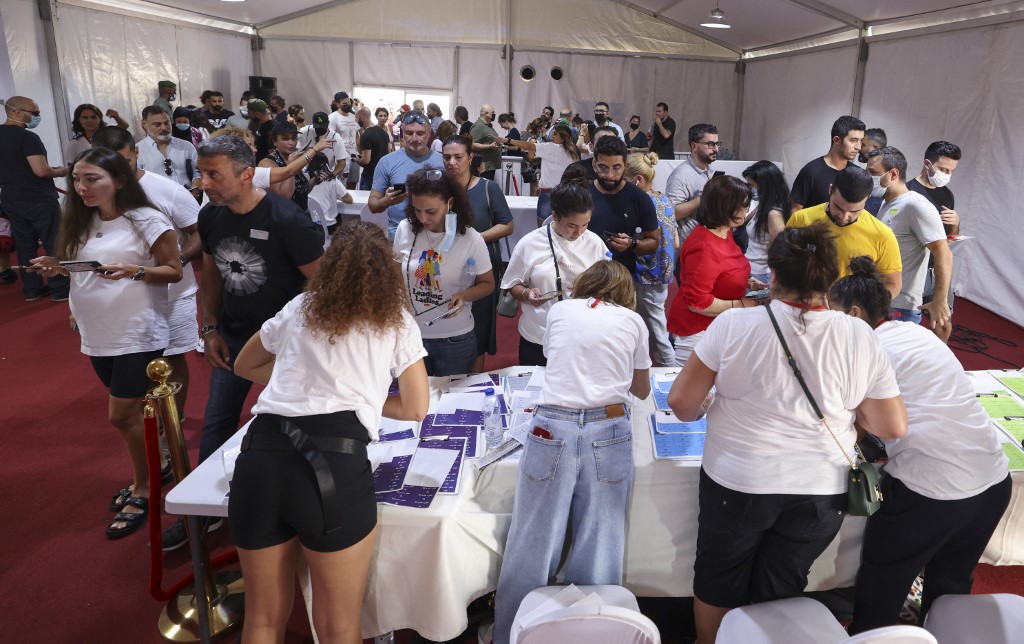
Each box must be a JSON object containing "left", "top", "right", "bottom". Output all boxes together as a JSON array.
[{"left": 780, "top": 299, "right": 828, "bottom": 311}]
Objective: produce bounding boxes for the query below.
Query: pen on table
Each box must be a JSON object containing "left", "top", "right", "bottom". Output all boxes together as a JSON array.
[
  {"left": 421, "top": 435, "right": 450, "bottom": 442},
  {"left": 977, "top": 393, "right": 999, "bottom": 397},
  {"left": 1004, "top": 416, "right": 1024, "bottom": 421}
]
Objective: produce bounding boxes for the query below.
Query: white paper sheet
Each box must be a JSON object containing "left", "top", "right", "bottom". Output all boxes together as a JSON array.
[
  {"left": 435, "top": 392, "right": 486, "bottom": 415},
  {"left": 404, "top": 448, "right": 461, "bottom": 488},
  {"left": 367, "top": 443, "right": 393, "bottom": 472},
  {"left": 380, "top": 418, "right": 420, "bottom": 439}
]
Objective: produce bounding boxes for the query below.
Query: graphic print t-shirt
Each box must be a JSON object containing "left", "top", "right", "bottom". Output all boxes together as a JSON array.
[
  {"left": 198, "top": 192, "right": 324, "bottom": 338},
  {"left": 393, "top": 218, "right": 491, "bottom": 339}
]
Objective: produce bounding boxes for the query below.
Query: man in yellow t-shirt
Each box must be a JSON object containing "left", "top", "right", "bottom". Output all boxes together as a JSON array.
[{"left": 788, "top": 165, "right": 902, "bottom": 299}]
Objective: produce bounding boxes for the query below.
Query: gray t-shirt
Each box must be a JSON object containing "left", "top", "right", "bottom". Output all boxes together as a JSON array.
[
  {"left": 879, "top": 190, "right": 947, "bottom": 310},
  {"left": 664, "top": 156, "right": 711, "bottom": 244}
]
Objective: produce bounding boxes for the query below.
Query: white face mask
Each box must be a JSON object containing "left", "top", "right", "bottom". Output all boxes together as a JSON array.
[
  {"left": 439, "top": 212, "right": 458, "bottom": 253},
  {"left": 929, "top": 167, "right": 952, "bottom": 188},
  {"left": 239, "top": 107, "right": 249, "bottom": 118},
  {"left": 870, "top": 175, "right": 887, "bottom": 198}
]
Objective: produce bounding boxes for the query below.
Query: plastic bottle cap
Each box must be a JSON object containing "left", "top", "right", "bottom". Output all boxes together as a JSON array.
[{"left": 484, "top": 387, "right": 494, "bottom": 395}]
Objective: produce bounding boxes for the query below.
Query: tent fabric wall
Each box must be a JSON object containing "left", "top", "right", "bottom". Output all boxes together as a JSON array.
[
  {"left": 511, "top": 51, "right": 739, "bottom": 152},
  {"left": 260, "top": 39, "right": 353, "bottom": 116},
  {"left": 52, "top": 3, "right": 252, "bottom": 146},
  {"left": 739, "top": 45, "right": 859, "bottom": 178},
  {"left": 353, "top": 43, "right": 455, "bottom": 89},
  {"left": 2, "top": 0, "right": 66, "bottom": 178},
  {"left": 860, "top": 23, "right": 1024, "bottom": 325},
  {"left": 456, "top": 47, "right": 508, "bottom": 119}
]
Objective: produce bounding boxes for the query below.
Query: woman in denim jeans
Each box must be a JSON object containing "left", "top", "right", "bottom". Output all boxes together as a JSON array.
[
  {"left": 393, "top": 167, "right": 495, "bottom": 376},
  {"left": 492, "top": 260, "right": 652, "bottom": 644}
]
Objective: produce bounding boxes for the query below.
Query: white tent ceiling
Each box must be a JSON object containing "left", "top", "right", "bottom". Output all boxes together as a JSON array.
[{"left": 132, "top": 0, "right": 1014, "bottom": 55}]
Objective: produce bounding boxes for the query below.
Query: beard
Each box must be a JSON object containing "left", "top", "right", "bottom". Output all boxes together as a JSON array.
[{"left": 598, "top": 177, "right": 623, "bottom": 191}]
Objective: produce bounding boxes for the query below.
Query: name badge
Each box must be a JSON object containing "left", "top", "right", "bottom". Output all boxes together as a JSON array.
[{"left": 250, "top": 229, "right": 269, "bottom": 240}]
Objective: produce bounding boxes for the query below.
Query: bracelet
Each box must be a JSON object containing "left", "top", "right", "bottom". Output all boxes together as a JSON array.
[
  {"left": 303, "top": 153, "right": 313, "bottom": 163},
  {"left": 200, "top": 325, "right": 218, "bottom": 337}
]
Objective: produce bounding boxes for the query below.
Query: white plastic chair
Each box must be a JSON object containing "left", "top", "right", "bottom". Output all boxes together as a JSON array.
[
  {"left": 922, "top": 593, "right": 1024, "bottom": 644},
  {"left": 510, "top": 585, "right": 660, "bottom": 644},
  {"left": 716, "top": 597, "right": 848, "bottom": 644},
  {"left": 840, "top": 624, "right": 937, "bottom": 643}
]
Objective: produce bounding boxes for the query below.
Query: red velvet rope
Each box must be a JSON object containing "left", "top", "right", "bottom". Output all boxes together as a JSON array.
[{"left": 144, "top": 410, "right": 238, "bottom": 603}]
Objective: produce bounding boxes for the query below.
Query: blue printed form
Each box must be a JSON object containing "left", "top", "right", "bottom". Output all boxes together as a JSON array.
[
  {"left": 421, "top": 414, "right": 480, "bottom": 458},
  {"left": 649, "top": 413, "right": 706, "bottom": 460}
]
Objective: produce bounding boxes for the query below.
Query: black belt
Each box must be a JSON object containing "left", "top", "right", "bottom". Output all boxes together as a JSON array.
[{"left": 240, "top": 420, "right": 366, "bottom": 534}]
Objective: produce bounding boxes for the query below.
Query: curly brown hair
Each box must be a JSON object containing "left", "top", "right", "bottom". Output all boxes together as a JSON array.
[{"left": 301, "top": 221, "right": 409, "bottom": 342}]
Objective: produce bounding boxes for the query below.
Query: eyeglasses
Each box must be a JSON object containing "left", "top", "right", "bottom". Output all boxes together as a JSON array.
[
  {"left": 164, "top": 158, "right": 173, "bottom": 177},
  {"left": 700, "top": 141, "right": 722, "bottom": 149},
  {"left": 402, "top": 113, "right": 428, "bottom": 125},
  {"left": 18, "top": 108, "right": 41, "bottom": 117}
]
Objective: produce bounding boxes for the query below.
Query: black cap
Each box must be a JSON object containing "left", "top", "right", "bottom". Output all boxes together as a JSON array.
[{"left": 311, "top": 111, "right": 330, "bottom": 131}]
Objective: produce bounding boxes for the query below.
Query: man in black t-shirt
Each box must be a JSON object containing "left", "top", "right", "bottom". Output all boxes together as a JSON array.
[
  {"left": 0, "top": 96, "right": 70, "bottom": 299},
  {"left": 790, "top": 115, "right": 865, "bottom": 211},
  {"left": 586, "top": 136, "right": 660, "bottom": 275},
  {"left": 247, "top": 99, "right": 274, "bottom": 163},
  {"left": 201, "top": 90, "right": 234, "bottom": 131},
  {"left": 649, "top": 102, "right": 676, "bottom": 160},
  {"left": 358, "top": 107, "right": 391, "bottom": 190},
  {"left": 195, "top": 136, "right": 323, "bottom": 464}
]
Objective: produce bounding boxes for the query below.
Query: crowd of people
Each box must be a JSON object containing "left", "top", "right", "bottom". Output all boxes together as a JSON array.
[{"left": 0, "top": 81, "right": 1010, "bottom": 644}]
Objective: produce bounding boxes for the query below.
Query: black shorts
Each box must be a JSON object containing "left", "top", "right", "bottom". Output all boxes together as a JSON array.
[
  {"left": 89, "top": 349, "right": 166, "bottom": 398},
  {"left": 228, "top": 411, "right": 377, "bottom": 552},
  {"left": 693, "top": 468, "right": 846, "bottom": 608}
]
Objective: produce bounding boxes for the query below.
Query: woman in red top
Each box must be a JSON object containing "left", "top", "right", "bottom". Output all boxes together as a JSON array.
[{"left": 668, "top": 175, "right": 764, "bottom": 365}]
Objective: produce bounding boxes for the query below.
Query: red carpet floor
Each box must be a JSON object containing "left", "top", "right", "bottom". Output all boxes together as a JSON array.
[{"left": 1, "top": 265, "right": 1021, "bottom": 643}]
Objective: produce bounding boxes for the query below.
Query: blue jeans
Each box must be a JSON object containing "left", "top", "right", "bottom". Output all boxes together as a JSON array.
[
  {"left": 421, "top": 330, "right": 477, "bottom": 376},
  {"left": 494, "top": 405, "right": 634, "bottom": 644},
  {"left": 891, "top": 307, "right": 923, "bottom": 324},
  {"left": 198, "top": 331, "right": 251, "bottom": 463},
  {"left": 536, "top": 190, "right": 552, "bottom": 226},
  {"left": 5, "top": 199, "right": 69, "bottom": 298}
]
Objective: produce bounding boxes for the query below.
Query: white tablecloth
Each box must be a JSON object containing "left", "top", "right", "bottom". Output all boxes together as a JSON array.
[
  {"left": 342, "top": 190, "right": 538, "bottom": 257},
  {"left": 165, "top": 367, "right": 1024, "bottom": 640}
]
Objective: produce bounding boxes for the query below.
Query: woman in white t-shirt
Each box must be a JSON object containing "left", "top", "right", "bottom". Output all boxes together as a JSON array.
[
  {"left": 393, "top": 167, "right": 495, "bottom": 376},
  {"left": 231, "top": 221, "right": 429, "bottom": 643},
  {"left": 32, "top": 148, "right": 183, "bottom": 541},
  {"left": 493, "top": 260, "right": 652, "bottom": 644},
  {"left": 501, "top": 124, "right": 579, "bottom": 225},
  {"left": 741, "top": 160, "right": 791, "bottom": 283},
  {"left": 667, "top": 222, "right": 908, "bottom": 644},
  {"left": 500, "top": 180, "right": 608, "bottom": 366},
  {"left": 829, "top": 257, "right": 1011, "bottom": 634}
]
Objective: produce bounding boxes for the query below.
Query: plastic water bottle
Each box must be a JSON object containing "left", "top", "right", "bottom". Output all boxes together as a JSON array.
[
  {"left": 483, "top": 387, "right": 503, "bottom": 450},
  {"left": 460, "top": 257, "right": 477, "bottom": 291}
]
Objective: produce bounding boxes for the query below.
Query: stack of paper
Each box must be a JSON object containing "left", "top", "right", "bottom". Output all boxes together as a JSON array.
[
  {"left": 649, "top": 373, "right": 677, "bottom": 411},
  {"left": 649, "top": 412, "right": 706, "bottom": 460},
  {"left": 374, "top": 437, "right": 468, "bottom": 507}
]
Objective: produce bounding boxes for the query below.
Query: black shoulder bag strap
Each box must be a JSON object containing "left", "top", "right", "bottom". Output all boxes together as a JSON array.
[
  {"left": 546, "top": 223, "right": 563, "bottom": 301},
  {"left": 765, "top": 305, "right": 860, "bottom": 470}
]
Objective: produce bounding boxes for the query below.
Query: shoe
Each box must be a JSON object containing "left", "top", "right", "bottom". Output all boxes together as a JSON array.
[
  {"left": 161, "top": 461, "right": 174, "bottom": 485},
  {"left": 25, "top": 286, "right": 50, "bottom": 301},
  {"left": 0, "top": 269, "right": 16, "bottom": 284},
  {"left": 162, "top": 516, "right": 224, "bottom": 551},
  {"left": 51, "top": 293, "right": 70, "bottom": 302},
  {"left": 106, "top": 496, "right": 148, "bottom": 539},
  {"left": 109, "top": 486, "right": 135, "bottom": 512}
]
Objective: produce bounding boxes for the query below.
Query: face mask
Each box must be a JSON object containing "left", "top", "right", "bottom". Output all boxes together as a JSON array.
[
  {"left": 175, "top": 123, "right": 191, "bottom": 131},
  {"left": 870, "top": 175, "right": 887, "bottom": 198},
  {"left": 825, "top": 203, "right": 856, "bottom": 227},
  {"left": 341, "top": 104, "right": 353, "bottom": 114},
  {"left": 169, "top": 94, "right": 177, "bottom": 102},
  {"left": 594, "top": 112, "right": 607, "bottom": 124},
  {"left": 439, "top": 211, "right": 458, "bottom": 253},
  {"left": 630, "top": 123, "right": 639, "bottom": 130},
  {"left": 239, "top": 107, "right": 249, "bottom": 118},
  {"left": 25, "top": 115, "right": 41, "bottom": 129},
  {"left": 928, "top": 166, "right": 952, "bottom": 188},
  {"left": 746, "top": 199, "right": 759, "bottom": 218}
]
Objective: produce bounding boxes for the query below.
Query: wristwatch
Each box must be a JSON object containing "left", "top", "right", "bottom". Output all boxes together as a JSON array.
[
  {"left": 630, "top": 238, "right": 639, "bottom": 251},
  {"left": 130, "top": 266, "right": 146, "bottom": 281},
  {"left": 201, "top": 325, "right": 218, "bottom": 336}
]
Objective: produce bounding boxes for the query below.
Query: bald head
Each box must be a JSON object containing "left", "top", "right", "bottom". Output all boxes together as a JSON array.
[{"left": 4, "top": 96, "right": 40, "bottom": 127}]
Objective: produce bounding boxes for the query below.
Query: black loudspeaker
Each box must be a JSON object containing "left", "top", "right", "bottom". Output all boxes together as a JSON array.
[{"left": 248, "top": 76, "right": 278, "bottom": 102}]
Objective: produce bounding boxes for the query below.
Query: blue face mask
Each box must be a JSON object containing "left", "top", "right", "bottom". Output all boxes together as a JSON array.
[
  {"left": 175, "top": 123, "right": 191, "bottom": 131},
  {"left": 169, "top": 94, "right": 177, "bottom": 102},
  {"left": 26, "top": 115, "right": 41, "bottom": 129},
  {"left": 439, "top": 211, "right": 458, "bottom": 253}
]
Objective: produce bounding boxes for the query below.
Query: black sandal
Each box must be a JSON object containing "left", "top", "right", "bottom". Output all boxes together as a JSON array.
[
  {"left": 109, "top": 486, "right": 135, "bottom": 512},
  {"left": 161, "top": 461, "right": 174, "bottom": 485},
  {"left": 106, "top": 496, "right": 148, "bottom": 539}
]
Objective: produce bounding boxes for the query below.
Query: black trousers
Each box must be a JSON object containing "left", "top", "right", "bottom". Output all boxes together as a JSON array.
[
  {"left": 849, "top": 474, "right": 1012, "bottom": 634},
  {"left": 518, "top": 337, "right": 547, "bottom": 367}
]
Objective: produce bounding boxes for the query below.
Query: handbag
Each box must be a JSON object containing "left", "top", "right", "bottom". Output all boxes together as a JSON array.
[
  {"left": 765, "top": 305, "right": 883, "bottom": 516},
  {"left": 484, "top": 178, "right": 520, "bottom": 318}
]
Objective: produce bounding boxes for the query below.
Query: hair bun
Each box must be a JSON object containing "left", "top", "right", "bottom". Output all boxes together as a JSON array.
[
  {"left": 848, "top": 255, "right": 881, "bottom": 278},
  {"left": 645, "top": 152, "right": 659, "bottom": 166}
]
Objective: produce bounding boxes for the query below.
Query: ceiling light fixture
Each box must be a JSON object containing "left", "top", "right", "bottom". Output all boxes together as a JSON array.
[{"left": 700, "top": 2, "right": 731, "bottom": 29}]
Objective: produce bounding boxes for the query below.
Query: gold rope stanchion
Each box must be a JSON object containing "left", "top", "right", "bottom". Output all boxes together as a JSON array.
[{"left": 147, "top": 358, "right": 244, "bottom": 643}]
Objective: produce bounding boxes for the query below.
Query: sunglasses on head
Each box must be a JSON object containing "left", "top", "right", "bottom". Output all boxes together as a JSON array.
[
  {"left": 402, "top": 113, "right": 428, "bottom": 125},
  {"left": 424, "top": 168, "right": 443, "bottom": 180}
]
